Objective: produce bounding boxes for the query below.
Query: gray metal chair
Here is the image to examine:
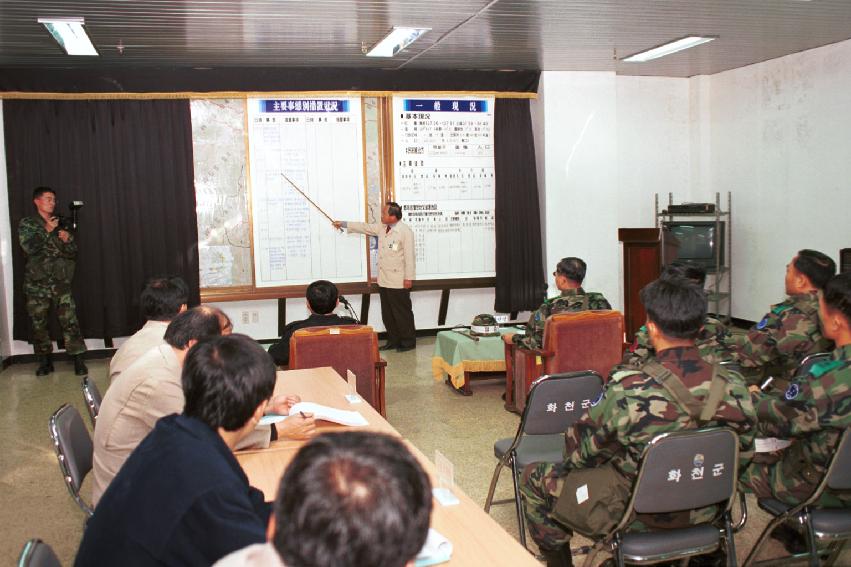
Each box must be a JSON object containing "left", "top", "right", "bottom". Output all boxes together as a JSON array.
[
  {"left": 81, "top": 377, "right": 102, "bottom": 428},
  {"left": 17, "top": 538, "right": 61, "bottom": 567},
  {"left": 744, "top": 428, "right": 851, "bottom": 567},
  {"left": 48, "top": 404, "right": 94, "bottom": 516},
  {"left": 483, "top": 370, "right": 604, "bottom": 548},
  {"left": 587, "top": 428, "right": 740, "bottom": 567}
]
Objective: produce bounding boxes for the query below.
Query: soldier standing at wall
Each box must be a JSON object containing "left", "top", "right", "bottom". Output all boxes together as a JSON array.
[{"left": 18, "top": 186, "right": 87, "bottom": 376}]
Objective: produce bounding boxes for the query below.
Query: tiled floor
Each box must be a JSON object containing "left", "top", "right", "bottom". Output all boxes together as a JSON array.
[{"left": 0, "top": 339, "right": 841, "bottom": 565}]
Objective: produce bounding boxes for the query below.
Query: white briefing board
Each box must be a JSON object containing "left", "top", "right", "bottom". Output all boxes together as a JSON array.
[
  {"left": 393, "top": 96, "right": 496, "bottom": 280},
  {"left": 247, "top": 97, "right": 368, "bottom": 287}
]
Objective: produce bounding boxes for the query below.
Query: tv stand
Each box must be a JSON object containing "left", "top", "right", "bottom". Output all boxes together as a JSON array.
[{"left": 655, "top": 192, "right": 732, "bottom": 323}]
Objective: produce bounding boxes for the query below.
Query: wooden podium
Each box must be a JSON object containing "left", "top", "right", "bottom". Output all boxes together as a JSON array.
[{"left": 618, "top": 228, "right": 662, "bottom": 342}]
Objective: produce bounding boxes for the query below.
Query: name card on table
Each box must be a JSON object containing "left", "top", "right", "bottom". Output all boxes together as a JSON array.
[{"left": 433, "top": 450, "right": 460, "bottom": 506}]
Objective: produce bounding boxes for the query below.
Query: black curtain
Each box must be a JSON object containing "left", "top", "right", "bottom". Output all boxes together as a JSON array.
[
  {"left": 5, "top": 99, "right": 200, "bottom": 342},
  {"left": 494, "top": 98, "right": 546, "bottom": 313}
]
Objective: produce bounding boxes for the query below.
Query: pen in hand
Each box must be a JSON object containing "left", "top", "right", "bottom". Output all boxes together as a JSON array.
[{"left": 299, "top": 411, "right": 307, "bottom": 419}]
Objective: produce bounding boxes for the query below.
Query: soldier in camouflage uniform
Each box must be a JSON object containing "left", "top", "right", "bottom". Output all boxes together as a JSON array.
[
  {"left": 19, "top": 187, "right": 87, "bottom": 376},
  {"left": 729, "top": 249, "right": 835, "bottom": 390},
  {"left": 502, "top": 257, "right": 611, "bottom": 351},
  {"left": 624, "top": 262, "right": 733, "bottom": 366},
  {"left": 741, "top": 272, "right": 851, "bottom": 509},
  {"left": 521, "top": 278, "right": 756, "bottom": 567}
]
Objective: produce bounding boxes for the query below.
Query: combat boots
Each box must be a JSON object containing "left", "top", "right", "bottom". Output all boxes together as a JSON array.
[
  {"left": 36, "top": 354, "right": 54, "bottom": 376},
  {"left": 74, "top": 354, "right": 88, "bottom": 376},
  {"left": 540, "top": 545, "right": 573, "bottom": 567}
]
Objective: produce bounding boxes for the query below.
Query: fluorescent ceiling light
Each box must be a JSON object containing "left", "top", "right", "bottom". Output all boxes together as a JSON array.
[
  {"left": 622, "top": 36, "right": 716, "bottom": 63},
  {"left": 38, "top": 17, "right": 98, "bottom": 56},
  {"left": 365, "top": 27, "right": 430, "bottom": 58}
]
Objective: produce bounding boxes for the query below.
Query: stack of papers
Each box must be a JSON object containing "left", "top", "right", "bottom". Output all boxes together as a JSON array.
[
  {"left": 258, "top": 402, "right": 368, "bottom": 427},
  {"left": 415, "top": 528, "right": 453, "bottom": 566}
]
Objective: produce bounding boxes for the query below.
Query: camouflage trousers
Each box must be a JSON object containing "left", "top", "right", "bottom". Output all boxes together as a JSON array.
[
  {"left": 741, "top": 459, "right": 849, "bottom": 508},
  {"left": 25, "top": 282, "right": 86, "bottom": 356},
  {"left": 522, "top": 462, "right": 705, "bottom": 551},
  {"left": 521, "top": 462, "right": 574, "bottom": 550}
]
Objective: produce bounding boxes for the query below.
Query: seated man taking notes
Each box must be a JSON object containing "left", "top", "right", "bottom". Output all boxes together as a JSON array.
[
  {"left": 93, "top": 306, "right": 314, "bottom": 505},
  {"left": 215, "top": 431, "right": 432, "bottom": 567},
  {"left": 77, "top": 335, "right": 281, "bottom": 566},
  {"left": 268, "top": 279, "right": 356, "bottom": 366}
]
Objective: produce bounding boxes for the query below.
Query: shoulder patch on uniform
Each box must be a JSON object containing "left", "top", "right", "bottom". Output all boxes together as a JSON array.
[
  {"left": 756, "top": 316, "right": 770, "bottom": 330},
  {"left": 810, "top": 359, "right": 844, "bottom": 379},
  {"left": 590, "top": 391, "right": 604, "bottom": 406},
  {"left": 771, "top": 304, "right": 791, "bottom": 316},
  {"left": 784, "top": 383, "right": 800, "bottom": 400}
]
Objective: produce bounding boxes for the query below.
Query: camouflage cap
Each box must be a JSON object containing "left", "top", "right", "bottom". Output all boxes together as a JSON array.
[{"left": 471, "top": 313, "right": 500, "bottom": 336}]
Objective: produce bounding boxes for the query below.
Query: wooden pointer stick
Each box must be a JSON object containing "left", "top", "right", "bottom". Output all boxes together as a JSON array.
[{"left": 280, "top": 173, "right": 343, "bottom": 231}]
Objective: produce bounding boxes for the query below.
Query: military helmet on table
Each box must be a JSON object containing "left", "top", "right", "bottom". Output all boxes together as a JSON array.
[{"left": 470, "top": 314, "right": 500, "bottom": 337}]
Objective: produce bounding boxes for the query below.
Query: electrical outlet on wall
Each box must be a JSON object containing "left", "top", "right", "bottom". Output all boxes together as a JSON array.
[
  {"left": 241, "top": 311, "right": 250, "bottom": 325},
  {"left": 251, "top": 311, "right": 259, "bottom": 324}
]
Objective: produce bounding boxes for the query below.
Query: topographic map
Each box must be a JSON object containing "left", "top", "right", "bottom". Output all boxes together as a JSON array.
[{"left": 191, "top": 99, "right": 253, "bottom": 288}]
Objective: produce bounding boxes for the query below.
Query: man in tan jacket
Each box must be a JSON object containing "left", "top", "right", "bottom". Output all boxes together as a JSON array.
[
  {"left": 92, "top": 306, "right": 315, "bottom": 505},
  {"left": 333, "top": 202, "right": 417, "bottom": 351}
]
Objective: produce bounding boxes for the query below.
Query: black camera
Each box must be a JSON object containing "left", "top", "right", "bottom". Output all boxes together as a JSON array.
[{"left": 56, "top": 200, "right": 84, "bottom": 231}]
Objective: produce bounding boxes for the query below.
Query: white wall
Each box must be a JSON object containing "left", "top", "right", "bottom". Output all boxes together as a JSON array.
[
  {"left": 701, "top": 39, "right": 851, "bottom": 321},
  {"left": 0, "top": 101, "right": 11, "bottom": 360},
  {"left": 535, "top": 72, "right": 691, "bottom": 310}
]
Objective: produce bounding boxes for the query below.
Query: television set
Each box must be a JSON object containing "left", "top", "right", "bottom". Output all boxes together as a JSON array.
[{"left": 662, "top": 221, "right": 725, "bottom": 273}]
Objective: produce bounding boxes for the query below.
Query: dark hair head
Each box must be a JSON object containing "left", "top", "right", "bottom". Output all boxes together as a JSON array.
[
  {"left": 163, "top": 306, "right": 224, "bottom": 349},
  {"left": 140, "top": 276, "right": 189, "bottom": 321},
  {"left": 32, "top": 186, "right": 56, "bottom": 199},
  {"left": 306, "top": 280, "right": 339, "bottom": 314},
  {"left": 274, "top": 431, "right": 432, "bottom": 567},
  {"left": 661, "top": 261, "right": 707, "bottom": 287},
  {"left": 182, "top": 334, "right": 276, "bottom": 431},
  {"left": 795, "top": 250, "right": 836, "bottom": 290},
  {"left": 556, "top": 257, "right": 587, "bottom": 284},
  {"left": 385, "top": 201, "right": 402, "bottom": 220},
  {"left": 822, "top": 273, "right": 851, "bottom": 323},
  {"left": 640, "top": 277, "right": 707, "bottom": 340}
]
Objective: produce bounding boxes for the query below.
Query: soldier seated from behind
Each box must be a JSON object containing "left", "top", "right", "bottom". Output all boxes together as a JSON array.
[
  {"left": 729, "top": 249, "right": 836, "bottom": 391},
  {"left": 268, "top": 280, "right": 357, "bottom": 367},
  {"left": 623, "top": 261, "right": 733, "bottom": 366},
  {"left": 742, "top": 272, "right": 851, "bottom": 509},
  {"left": 502, "top": 257, "right": 611, "bottom": 351},
  {"left": 521, "top": 277, "right": 756, "bottom": 567}
]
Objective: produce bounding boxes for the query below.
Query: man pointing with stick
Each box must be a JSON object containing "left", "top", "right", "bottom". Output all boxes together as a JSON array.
[{"left": 333, "top": 203, "right": 417, "bottom": 352}]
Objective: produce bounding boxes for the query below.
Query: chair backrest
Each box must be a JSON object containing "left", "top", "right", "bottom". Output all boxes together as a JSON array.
[
  {"left": 825, "top": 429, "right": 851, "bottom": 491},
  {"left": 543, "top": 310, "right": 624, "bottom": 380},
  {"left": 17, "top": 539, "right": 61, "bottom": 567},
  {"left": 793, "top": 352, "right": 833, "bottom": 381},
  {"left": 523, "top": 371, "right": 605, "bottom": 435},
  {"left": 81, "top": 377, "right": 102, "bottom": 428},
  {"left": 631, "top": 428, "right": 738, "bottom": 516},
  {"left": 289, "top": 325, "right": 381, "bottom": 408},
  {"left": 48, "top": 404, "right": 94, "bottom": 516}
]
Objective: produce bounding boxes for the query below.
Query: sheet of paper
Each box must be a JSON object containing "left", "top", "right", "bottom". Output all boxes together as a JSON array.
[
  {"left": 290, "top": 401, "right": 368, "bottom": 426},
  {"left": 415, "top": 528, "right": 453, "bottom": 566}
]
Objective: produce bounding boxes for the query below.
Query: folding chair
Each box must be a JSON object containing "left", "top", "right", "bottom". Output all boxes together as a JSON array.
[
  {"left": 588, "top": 428, "right": 740, "bottom": 567},
  {"left": 17, "top": 539, "right": 61, "bottom": 567},
  {"left": 48, "top": 404, "right": 94, "bottom": 516},
  {"left": 744, "top": 428, "right": 851, "bottom": 567},
  {"left": 484, "top": 370, "right": 604, "bottom": 548},
  {"left": 81, "top": 377, "right": 102, "bottom": 428}
]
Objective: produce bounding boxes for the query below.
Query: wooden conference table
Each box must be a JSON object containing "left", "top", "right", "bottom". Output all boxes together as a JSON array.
[{"left": 237, "top": 367, "right": 538, "bottom": 567}]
